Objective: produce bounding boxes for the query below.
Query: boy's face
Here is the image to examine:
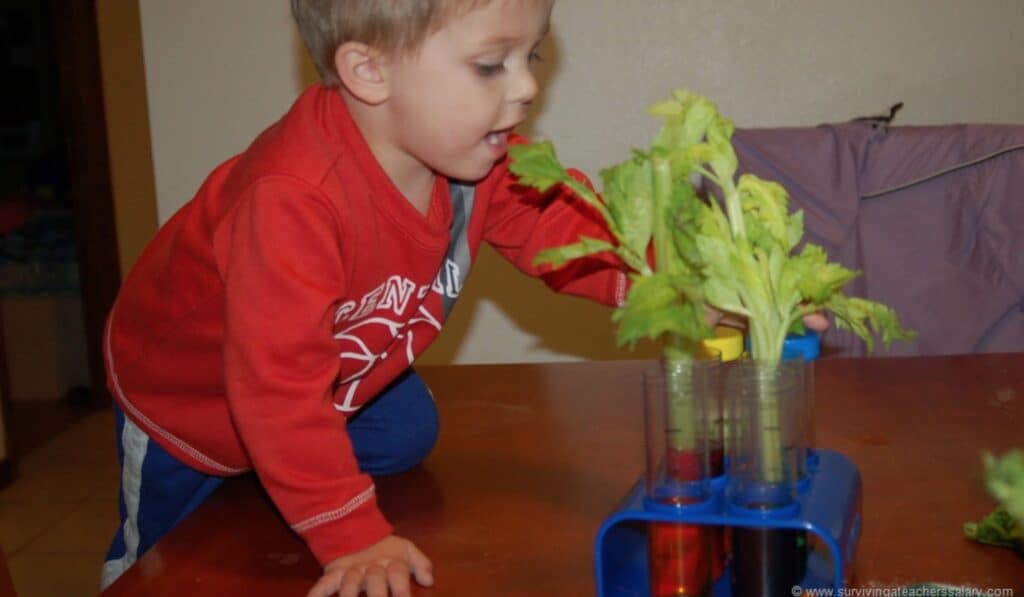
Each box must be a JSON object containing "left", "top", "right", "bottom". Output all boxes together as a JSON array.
[{"left": 378, "top": 0, "right": 553, "bottom": 185}]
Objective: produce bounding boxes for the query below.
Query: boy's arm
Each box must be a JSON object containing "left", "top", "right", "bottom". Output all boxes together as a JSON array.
[
  {"left": 213, "top": 178, "right": 391, "bottom": 564},
  {"left": 481, "top": 135, "right": 628, "bottom": 307}
]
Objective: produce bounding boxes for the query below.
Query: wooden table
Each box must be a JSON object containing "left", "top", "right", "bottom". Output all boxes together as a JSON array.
[{"left": 103, "top": 354, "right": 1024, "bottom": 595}]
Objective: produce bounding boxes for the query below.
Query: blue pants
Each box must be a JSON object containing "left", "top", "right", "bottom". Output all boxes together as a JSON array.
[{"left": 100, "top": 369, "right": 439, "bottom": 589}]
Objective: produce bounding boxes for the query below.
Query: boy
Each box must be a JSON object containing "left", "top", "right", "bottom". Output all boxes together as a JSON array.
[{"left": 102, "top": 1, "right": 628, "bottom": 595}]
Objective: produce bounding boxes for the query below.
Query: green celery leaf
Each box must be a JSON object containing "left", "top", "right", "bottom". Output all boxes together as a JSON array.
[
  {"left": 508, "top": 141, "right": 573, "bottom": 192},
  {"left": 612, "top": 273, "right": 709, "bottom": 348},
  {"left": 964, "top": 506, "right": 1023, "bottom": 555},
  {"left": 728, "top": 240, "right": 774, "bottom": 322},
  {"left": 786, "top": 208, "right": 805, "bottom": 250},
  {"left": 703, "top": 276, "right": 746, "bottom": 317},
  {"left": 965, "top": 451, "right": 1024, "bottom": 557},
  {"left": 532, "top": 236, "right": 616, "bottom": 269},
  {"left": 668, "top": 183, "right": 704, "bottom": 268},
  {"left": 696, "top": 197, "right": 732, "bottom": 242},
  {"left": 706, "top": 115, "right": 738, "bottom": 183},
  {"left": 985, "top": 451, "right": 1024, "bottom": 524},
  {"left": 509, "top": 141, "right": 612, "bottom": 233},
  {"left": 738, "top": 174, "right": 793, "bottom": 251},
  {"left": 785, "top": 244, "right": 860, "bottom": 305},
  {"left": 825, "top": 294, "right": 916, "bottom": 353},
  {"left": 600, "top": 156, "right": 654, "bottom": 262},
  {"left": 693, "top": 213, "right": 751, "bottom": 318},
  {"left": 694, "top": 234, "right": 736, "bottom": 286},
  {"left": 649, "top": 90, "right": 717, "bottom": 152}
]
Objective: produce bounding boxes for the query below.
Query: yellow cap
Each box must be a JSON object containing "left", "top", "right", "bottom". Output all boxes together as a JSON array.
[{"left": 701, "top": 326, "right": 744, "bottom": 362}]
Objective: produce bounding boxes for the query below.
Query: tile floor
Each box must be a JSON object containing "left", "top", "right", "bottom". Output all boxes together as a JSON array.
[{"left": 1, "top": 408, "right": 120, "bottom": 596}]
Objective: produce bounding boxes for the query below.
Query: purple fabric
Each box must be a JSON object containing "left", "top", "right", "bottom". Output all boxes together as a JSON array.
[{"left": 732, "top": 122, "right": 1024, "bottom": 357}]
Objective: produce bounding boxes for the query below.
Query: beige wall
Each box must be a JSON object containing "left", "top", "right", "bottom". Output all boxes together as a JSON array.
[{"left": 138, "top": 0, "right": 1024, "bottom": 364}]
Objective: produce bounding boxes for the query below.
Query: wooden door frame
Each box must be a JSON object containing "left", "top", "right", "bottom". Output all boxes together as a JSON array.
[
  {"left": 51, "top": 0, "right": 122, "bottom": 408},
  {"left": 0, "top": 313, "right": 13, "bottom": 486}
]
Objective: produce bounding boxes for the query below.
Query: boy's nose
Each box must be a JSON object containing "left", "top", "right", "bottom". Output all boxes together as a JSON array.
[{"left": 509, "top": 68, "right": 538, "bottom": 107}]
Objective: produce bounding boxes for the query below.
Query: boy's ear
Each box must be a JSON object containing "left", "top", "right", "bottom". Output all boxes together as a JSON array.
[{"left": 334, "top": 42, "right": 390, "bottom": 105}]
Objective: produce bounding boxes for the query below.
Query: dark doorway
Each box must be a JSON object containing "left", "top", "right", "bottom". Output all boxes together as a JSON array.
[{"left": 0, "top": 0, "right": 121, "bottom": 482}]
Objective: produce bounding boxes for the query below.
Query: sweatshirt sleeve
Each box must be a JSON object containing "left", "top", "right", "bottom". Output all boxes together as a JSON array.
[
  {"left": 213, "top": 177, "right": 392, "bottom": 564},
  {"left": 481, "top": 136, "right": 628, "bottom": 307}
]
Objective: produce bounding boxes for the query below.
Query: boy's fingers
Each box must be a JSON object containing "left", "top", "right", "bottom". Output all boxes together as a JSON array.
[
  {"left": 364, "top": 564, "right": 388, "bottom": 597},
  {"left": 306, "top": 568, "right": 344, "bottom": 597},
  {"left": 703, "top": 305, "right": 722, "bottom": 327},
  {"left": 802, "top": 312, "right": 829, "bottom": 332},
  {"left": 338, "top": 568, "right": 364, "bottom": 597},
  {"left": 386, "top": 561, "right": 413, "bottom": 597},
  {"left": 406, "top": 543, "right": 434, "bottom": 586}
]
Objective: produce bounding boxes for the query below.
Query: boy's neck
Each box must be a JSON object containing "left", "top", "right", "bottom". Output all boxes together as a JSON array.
[{"left": 341, "top": 90, "right": 436, "bottom": 216}]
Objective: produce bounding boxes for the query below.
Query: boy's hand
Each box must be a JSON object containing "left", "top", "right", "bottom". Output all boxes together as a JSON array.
[
  {"left": 307, "top": 535, "right": 434, "bottom": 597},
  {"left": 705, "top": 306, "right": 831, "bottom": 333},
  {"left": 801, "top": 312, "right": 830, "bottom": 333}
]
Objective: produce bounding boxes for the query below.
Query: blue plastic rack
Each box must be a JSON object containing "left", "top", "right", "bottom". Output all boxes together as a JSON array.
[{"left": 594, "top": 449, "right": 862, "bottom": 596}]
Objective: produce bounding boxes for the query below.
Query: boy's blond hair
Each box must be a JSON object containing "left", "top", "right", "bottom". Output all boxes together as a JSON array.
[{"left": 292, "top": 0, "right": 490, "bottom": 88}]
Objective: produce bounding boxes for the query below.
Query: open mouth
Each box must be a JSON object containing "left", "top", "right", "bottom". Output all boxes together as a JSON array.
[
  {"left": 485, "top": 130, "right": 509, "bottom": 147},
  {"left": 484, "top": 129, "right": 512, "bottom": 158}
]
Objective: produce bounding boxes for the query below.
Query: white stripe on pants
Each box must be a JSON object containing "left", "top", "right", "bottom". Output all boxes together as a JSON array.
[{"left": 100, "top": 415, "right": 149, "bottom": 590}]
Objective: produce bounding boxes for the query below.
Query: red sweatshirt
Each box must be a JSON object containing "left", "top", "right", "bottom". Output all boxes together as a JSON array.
[{"left": 105, "top": 84, "right": 626, "bottom": 564}]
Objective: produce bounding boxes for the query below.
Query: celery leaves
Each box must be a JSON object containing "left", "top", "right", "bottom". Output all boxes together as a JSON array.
[
  {"left": 508, "top": 107, "right": 718, "bottom": 349},
  {"left": 965, "top": 451, "right": 1024, "bottom": 557},
  {"left": 651, "top": 90, "right": 916, "bottom": 362},
  {"left": 509, "top": 89, "right": 915, "bottom": 362},
  {"left": 986, "top": 450, "right": 1024, "bottom": 525}
]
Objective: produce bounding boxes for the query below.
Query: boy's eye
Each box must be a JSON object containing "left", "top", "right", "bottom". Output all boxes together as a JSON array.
[
  {"left": 528, "top": 50, "right": 544, "bottom": 66},
  {"left": 474, "top": 62, "right": 505, "bottom": 77}
]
